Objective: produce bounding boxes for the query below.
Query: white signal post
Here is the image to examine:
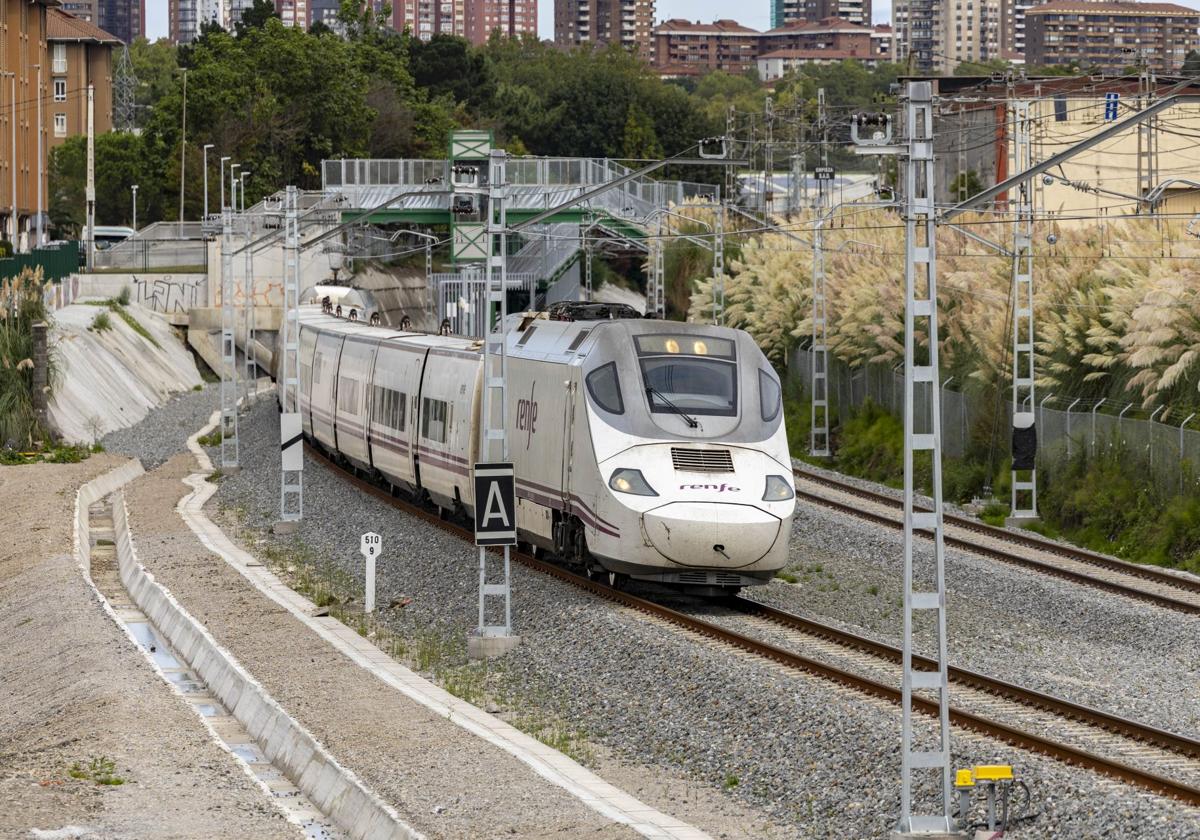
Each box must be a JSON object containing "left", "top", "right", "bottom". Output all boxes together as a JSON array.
[{"left": 360, "top": 532, "right": 381, "bottom": 614}]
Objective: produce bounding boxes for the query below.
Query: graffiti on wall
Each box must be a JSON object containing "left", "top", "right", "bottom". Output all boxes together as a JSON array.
[{"left": 131, "top": 274, "right": 208, "bottom": 313}]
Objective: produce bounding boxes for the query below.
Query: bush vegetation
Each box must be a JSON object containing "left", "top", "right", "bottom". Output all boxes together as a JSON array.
[{"left": 0, "top": 268, "right": 56, "bottom": 449}]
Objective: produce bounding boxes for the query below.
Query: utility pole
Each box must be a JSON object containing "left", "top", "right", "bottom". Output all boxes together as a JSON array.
[
  {"left": 474, "top": 148, "right": 516, "bottom": 655},
  {"left": 583, "top": 235, "right": 593, "bottom": 302},
  {"left": 650, "top": 212, "right": 665, "bottom": 318},
  {"left": 179, "top": 70, "right": 187, "bottom": 236},
  {"left": 131, "top": 184, "right": 138, "bottom": 229},
  {"left": 1010, "top": 101, "right": 1038, "bottom": 521},
  {"left": 811, "top": 88, "right": 831, "bottom": 457},
  {"left": 897, "top": 80, "right": 953, "bottom": 836},
  {"left": 85, "top": 84, "right": 95, "bottom": 270},
  {"left": 712, "top": 197, "right": 725, "bottom": 324},
  {"left": 278, "top": 186, "right": 303, "bottom": 529},
  {"left": 243, "top": 206, "right": 256, "bottom": 401},
  {"left": 219, "top": 206, "right": 239, "bottom": 472},
  {"left": 725, "top": 105, "right": 736, "bottom": 204},
  {"left": 856, "top": 82, "right": 955, "bottom": 834},
  {"left": 763, "top": 96, "right": 775, "bottom": 213},
  {"left": 114, "top": 45, "right": 137, "bottom": 132},
  {"left": 6, "top": 71, "right": 15, "bottom": 247},
  {"left": 34, "top": 63, "right": 43, "bottom": 248},
  {"left": 203, "top": 144, "right": 213, "bottom": 222},
  {"left": 220, "top": 156, "right": 230, "bottom": 212}
]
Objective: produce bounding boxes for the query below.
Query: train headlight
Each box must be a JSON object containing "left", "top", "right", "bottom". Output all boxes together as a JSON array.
[
  {"left": 609, "top": 468, "right": 658, "bottom": 497},
  {"left": 763, "top": 475, "right": 794, "bottom": 502}
]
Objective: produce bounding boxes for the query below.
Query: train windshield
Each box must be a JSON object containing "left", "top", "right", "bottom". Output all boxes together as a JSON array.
[{"left": 634, "top": 335, "right": 738, "bottom": 417}]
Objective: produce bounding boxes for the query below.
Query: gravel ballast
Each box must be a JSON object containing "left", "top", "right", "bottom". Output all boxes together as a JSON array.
[
  {"left": 192, "top": 400, "right": 1200, "bottom": 839},
  {"left": 101, "top": 382, "right": 219, "bottom": 469}
]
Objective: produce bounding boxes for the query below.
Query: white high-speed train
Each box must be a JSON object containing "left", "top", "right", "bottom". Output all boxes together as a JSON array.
[{"left": 289, "top": 305, "right": 795, "bottom": 592}]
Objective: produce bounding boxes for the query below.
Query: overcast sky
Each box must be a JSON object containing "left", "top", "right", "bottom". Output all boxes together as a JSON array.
[{"left": 145, "top": 1, "right": 899, "bottom": 41}]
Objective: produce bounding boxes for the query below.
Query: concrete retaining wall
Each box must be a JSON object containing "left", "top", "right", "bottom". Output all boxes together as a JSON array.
[{"left": 73, "top": 462, "right": 420, "bottom": 840}]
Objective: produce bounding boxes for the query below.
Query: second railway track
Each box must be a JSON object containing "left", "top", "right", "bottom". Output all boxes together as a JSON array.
[
  {"left": 793, "top": 467, "right": 1200, "bottom": 616},
  {"left": 309, "top": 443, "right": 1200, "bottom": 808}
]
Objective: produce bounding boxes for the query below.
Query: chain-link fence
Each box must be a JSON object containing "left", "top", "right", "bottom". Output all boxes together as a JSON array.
[{"left": 791, "top": 348, "right": 1200, "bottom": 496}]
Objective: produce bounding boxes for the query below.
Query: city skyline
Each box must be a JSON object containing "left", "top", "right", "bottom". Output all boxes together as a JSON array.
[{"left": 143, "top": 0, "right": 896, "bottom": 40}]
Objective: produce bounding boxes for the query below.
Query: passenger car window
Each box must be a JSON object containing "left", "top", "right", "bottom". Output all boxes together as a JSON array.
[
  {"left": 586, "top": 363, "right": 624, "bottom": 415},
  {"left": 422, "top": 397, "right": 449, "bottom": 443},
  {"left": 759, "top": 369, "right": 781, "bottom": 422}
]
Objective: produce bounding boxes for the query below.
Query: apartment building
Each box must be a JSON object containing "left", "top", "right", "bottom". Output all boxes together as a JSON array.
[
  {"left": 652, "top": 19, "right": 762, "bottom": 75},
  {"left": 1001, "top": 0, "right": 1037, "bottom": 60},
  {"left": 770, "top": 0, "right": 872, "bottom": 28},
  {"left": 47, "top": 7, "right": 117, "bottom": 150},
  {"left": 555, "top": 0, "right": 656, "bottom": 55},
  {"left": 1, "top": 0, "right": 49, "bottom": 247},
  {"left": 1025, "top": 1, "right": 1200, "bottom": 72},
  {"left": 169, "top": 0, "right": 221, "bottom": 43},
  {"left": 58, "top": 0, "right": 141, "bottom": 43},
  {"left": 895, "top": 0, "right": 1003, "bottom": 73},
  {"left": 465, "top": 0, "right": 537, "bottom": 44},
  {"left": 394, "top": 0, "right": 467, "bottom": 39},
  {"left": 757, "top": 19, "right": 894, "bottom": 78}
]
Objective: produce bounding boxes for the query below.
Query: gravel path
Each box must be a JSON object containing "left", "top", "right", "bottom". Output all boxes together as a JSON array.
[
  {"left": 0, "top": 456, "right": 297, "bottom": 840},
  {"left": 101, "top": 382, "right": 219, "bottom": 469},
  {"left": 198, "top": 401, "right": 1200, "bottom": 838}
]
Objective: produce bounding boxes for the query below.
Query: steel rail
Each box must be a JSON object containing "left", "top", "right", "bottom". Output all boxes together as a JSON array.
[
  {"left": 794, "top": 470, "right": 1200, "bottom": 615},
  {"left": 307, "top": 442, "right": 1200, "bottom": 807},
  {"left": 728, "top": 597, "right": 1200, "bottom": 760}
]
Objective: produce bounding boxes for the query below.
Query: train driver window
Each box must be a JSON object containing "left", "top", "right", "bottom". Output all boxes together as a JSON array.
[
  {"left": 586, "top": 363, "right": 624, "bottom": 415},
  {"left": 759, "top": 369, "right": 782, "bottom": 422},
  {"left": 422, "top": 398, "right": 449, "bottom": 443}
]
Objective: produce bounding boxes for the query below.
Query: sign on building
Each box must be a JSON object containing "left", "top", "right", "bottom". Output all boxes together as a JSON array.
[{"left": 1105, "top": 92, "right": 1120, "bottom": 121}]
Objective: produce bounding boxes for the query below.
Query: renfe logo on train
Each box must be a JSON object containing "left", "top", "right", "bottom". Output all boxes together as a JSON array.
[
  {"left": 516, "top": 382, "right": 538, "bottom": 450},
  {"left": 679, "top": 483, "right": 741, "bottom": 492}
]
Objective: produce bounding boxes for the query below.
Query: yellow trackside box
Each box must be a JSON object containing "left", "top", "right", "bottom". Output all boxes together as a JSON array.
[{"left": 973, "top": 765, "right": 1014, "bottom": 782}]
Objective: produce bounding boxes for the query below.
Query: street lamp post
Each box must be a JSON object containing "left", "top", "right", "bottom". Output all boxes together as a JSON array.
[
  {"left": 239, "top": 171, "right": 249, "bottom": 214},
  {"left": 202, "top": 144, "right": 214, "bottom": 222},
  {"left": 131, "top": 185, "right": 138, "bottom": 230},
  {"left": 219, "top": 156, "right": 230, "bottom": 211},
  {"left": 230, "top": 164, "right": 240, "bottom": 216}
]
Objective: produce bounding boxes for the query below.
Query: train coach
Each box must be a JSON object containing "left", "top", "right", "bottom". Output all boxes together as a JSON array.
[{"left": 289, "top": 306, "right": 795, "bottom": 593}]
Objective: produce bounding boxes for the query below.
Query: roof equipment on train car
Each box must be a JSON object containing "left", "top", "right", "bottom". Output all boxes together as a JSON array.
[{"left": 545, "top": 301, "right": 642, "bottom": 322}]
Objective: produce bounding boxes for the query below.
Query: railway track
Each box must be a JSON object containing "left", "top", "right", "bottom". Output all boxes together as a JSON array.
[
  {"left": 307, "top": 444, "right": 1200, "bottom": 808},
  {"left": 793, "top": 467, "right": 1200, "bottom": 616}
]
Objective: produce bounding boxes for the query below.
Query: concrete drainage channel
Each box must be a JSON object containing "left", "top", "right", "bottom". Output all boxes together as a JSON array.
[
  {"left": 75, "top": 462, "right": 422, "bottom": 840},
  {"left": 85, "top": 496, "right": 341, "bottom": 840}
]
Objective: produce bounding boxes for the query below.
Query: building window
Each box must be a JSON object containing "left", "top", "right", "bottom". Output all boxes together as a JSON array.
[
  {"left": 52, "top": 44, "right": 67, "bottom": 74},
  {"left": 53, "top": 79, "right": 66, "bottom": 102},
  {"left": 54, "top": 113, "right": 66, "bottom": 136}
]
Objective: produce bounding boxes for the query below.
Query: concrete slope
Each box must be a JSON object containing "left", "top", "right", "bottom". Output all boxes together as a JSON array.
[{"left": 49, "top": 303, "right": 202, "bottom": 444}]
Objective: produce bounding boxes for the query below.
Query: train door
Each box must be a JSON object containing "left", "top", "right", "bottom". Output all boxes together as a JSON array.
[
  {"left": 298, "top": 326, "right": 319, "bottom": 436},
  {"left": 369, "top": 341, "right": 423, "bottom": 492},
  {"left": 311, "top": 331, "right": 345, "bottom": 452}
]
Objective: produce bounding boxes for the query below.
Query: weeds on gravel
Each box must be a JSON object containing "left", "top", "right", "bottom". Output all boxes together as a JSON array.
[
  {"left": 512, "top": 712, "right": 595, "bottom": 767},
  {"left": 68, "top": 756, "right": 124, "bottom": 786},
  {"left": 0, "top": 443, "right": 94, "bottom": 465},
  {"left": 196, "top": 429, "right": 223, "bottom": 447},
  {"left": 722, "top": 773, "right": 740, "bottom": 789},
  {"left": 775, "top": 571, "right": 798, "bottom": 584}
]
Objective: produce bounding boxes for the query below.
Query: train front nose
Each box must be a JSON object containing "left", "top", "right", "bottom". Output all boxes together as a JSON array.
[{"left": 642, "top": 503, "right": 781, "bottom": 568}]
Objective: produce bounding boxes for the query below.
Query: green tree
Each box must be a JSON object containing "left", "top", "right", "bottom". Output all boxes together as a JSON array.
[
  {"left": 621, "top": 104, "right": 662, "bottom": 160},
  {"left": 128, "top": 38, "right": 179, "bottom": 128},
  {"left": 49, "top": 133, "right": 165, "bottom": 233},
  {"left": 236, "top": 0, "right": 280, "bottom": 35},
  {"left": 1183, "top": 50, "right": 1200, "bottom": 76}
]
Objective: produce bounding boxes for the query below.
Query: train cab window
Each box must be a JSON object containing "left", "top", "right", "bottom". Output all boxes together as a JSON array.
[
  {"left": 337, "top": 377, "right": 361, "bottom": 413},
  {"left": 371, "top": 386, "right": 406, "bottom": 431},
  {"left": 422, "top": 398, "right": 450, "bottom": 443},
  {"left": 759, "top": 369, "right": 782, "bottom": 422},
  {"left": 585, "top": 363, "right": 624, "bottom": 415},
  {"left": 635, "top": 335, "right": 737, "bottom": 417}
]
